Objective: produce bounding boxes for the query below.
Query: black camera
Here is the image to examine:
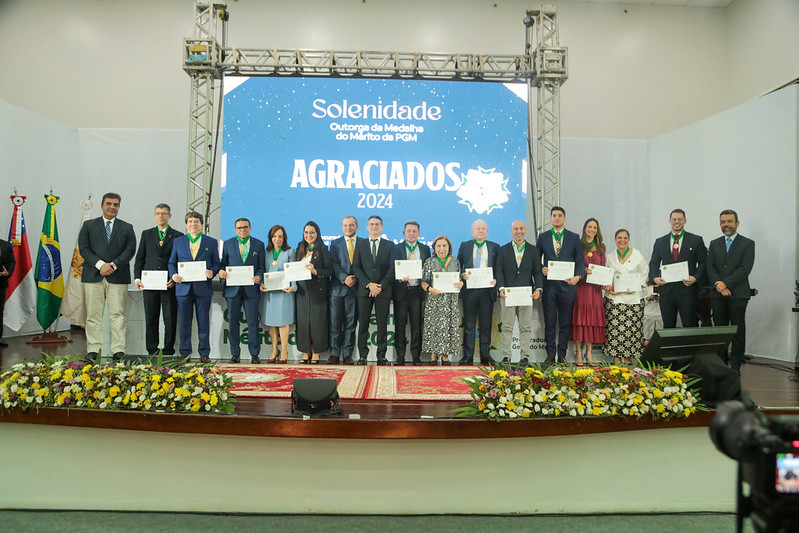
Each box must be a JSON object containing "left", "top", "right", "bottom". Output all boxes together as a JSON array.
[{"left": 710, "top": 400, "right": 799, "bottom": 532}]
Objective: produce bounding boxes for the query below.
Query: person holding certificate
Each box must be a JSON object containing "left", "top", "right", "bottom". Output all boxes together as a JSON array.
[
  {"left": 260, "top": 224, "right": 296, "bottom": 364},
  {"left": 570, "top": 218, "right": 607, "bottom": 365},
  {"left": 495, "top": 220, "right": 542, "bottom": 365},
  {"left": 421, "top": 235, "right": 464, "bottom": 365},
  {"left": 352, "top": 215, "right": 395, "bottom": 365},
  {"left": 536, "top": 206, "right": 584, "bottom": 365},
  {"left": 456, "top": 220, "right": 499, "bottom": 366},
  {"left": 392, "top": 220, "right": 431, "bottom": 366},
  {"left": 294, "top": 221, "right": 333, "bottom": 364},
  {"left": 648, "top": 209, "right": 707, "bottom": 328},
  {"left": 604, "top": 229, "right": 649, "bottom": 364},
  {"left": 168, "top": 211, "right": 220, "bottom": 363},
  {"left": 133, "top": 203, "right": 183, "bottom": 356},
  {"left": 218, "top": 218, "right": 265, "bottom": 364}
]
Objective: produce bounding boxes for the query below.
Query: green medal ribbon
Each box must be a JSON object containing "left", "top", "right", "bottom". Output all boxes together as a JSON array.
[
  {"left": 473, "top": 239, "right": 486, "bottom": 248},
  {"left": 515, "top": 242, "right": 526, "bottom": 254},
  {"left": 158, "top": 226, "right": 168, "bottom": 241},
  {"left": 187, "top": 232, "right": 202, "bottom": 244},
  {"left": 437, "top": 256, "right": 450, "bottom": 270},
  {"left": 551, "top": 229, "right": 564, "bottom": 242},
  {"left": 672, "top": 230, "right": 685, "bottom": 244},
  {"left": 237, "top": 235, "right": 250, "bottom": 245},
  {"left": 617, "top": 247, "right": 631, "bottom": 259},
  {"left": 405, "top": 242, "right": 418, "bottom": 254},
  {"left": 272, "top": 249, "right": 281, "bottom": 262},
  {"left": 584, "top": 240, "right": 595, "bottom": 253}
]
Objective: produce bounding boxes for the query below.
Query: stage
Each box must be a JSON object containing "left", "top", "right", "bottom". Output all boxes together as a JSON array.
[{"left": 1, "top": 330, "right": 798, "bottom": 514}]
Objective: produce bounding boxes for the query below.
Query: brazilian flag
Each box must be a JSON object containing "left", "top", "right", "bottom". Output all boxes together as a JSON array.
[{"left": 35, "top": 194, "right": 64, "bottom": 330}]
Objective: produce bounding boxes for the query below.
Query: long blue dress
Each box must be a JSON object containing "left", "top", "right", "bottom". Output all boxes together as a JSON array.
[{"left": 261, "top": 247, "right": 297, "bottom": 327}]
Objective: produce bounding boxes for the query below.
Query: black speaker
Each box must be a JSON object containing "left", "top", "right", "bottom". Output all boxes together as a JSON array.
[{"left": 291, "top": 378, "right": 341, "bottom": 415}]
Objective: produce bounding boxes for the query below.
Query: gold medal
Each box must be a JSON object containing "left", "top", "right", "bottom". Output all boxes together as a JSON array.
[
  {"left": 477, "top": 248, "right": 483, "bottom": 254},
  {"left": 516, "top": 254, "right": 522, "bottom": 261},
  {"left": 673, "top": 243, "right": 679, "bottom": 250},
  {"left": 272, "top": 260, "right": 277, "bottom": 266},
  {"left": 409, "top": 252, "right": 415, "bottom": 260},
  {"left": 587, "top": 252, "right": 593, "bottom": 257},
  {"left": 158, "top": 240, "right": 163, "bottom": 246}
]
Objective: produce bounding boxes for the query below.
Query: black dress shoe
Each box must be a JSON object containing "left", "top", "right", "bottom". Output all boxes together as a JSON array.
[
  {"left": 356, "top": 358, "right": 368, "bottom": 365},
  {"left": 394, "top": 359, "right": 406, "bottom": 366},
  {"left": 412, "top": 360, "right": 422, "bottom": 366},
  {"left": 112, "top": 352, "right": 125, "bottom": 362},
  {"left": 480, "top": 358, "right": 494, "bottom": 366},
  {"left": 441, "top": 359, "right": 451, "bottom": 366},
  {"left": 376, "top": 359, "right": 390, "bottom": 366},
  {"left": 162, "top": 349, "right": 176, "bottom": 356},
  {"left": 458, "top": 357, "right": 473, "bottom": 366},
  {"left": 519, "top": 357, "right": 529, "bottom": 365},
  {"left": 250, "top": 355, "right": 261, "bottom": 364},
  {"left": 84, "top": 352, "right": 98, "bottom": 364},
  {"left": 342, "top": 356, "right": 354, "bottom": 365},
  {"left": 229, "top": 356, "right": 241, "bottom": 364},
  {"left": 327, "top": 356, "right": 340, "bottom": 365},
  {"left": 501, "top": 357, "right": 511, "bottom": 363},
  {"left": 0, "top": 339, "right": 8, "bottom": 347}
]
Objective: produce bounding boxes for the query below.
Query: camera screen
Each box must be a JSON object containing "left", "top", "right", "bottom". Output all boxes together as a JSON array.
[{"left": 776, "top": 453, "right": 799, "bottom": 493}]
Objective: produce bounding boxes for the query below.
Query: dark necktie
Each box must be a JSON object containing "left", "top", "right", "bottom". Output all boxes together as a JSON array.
[{"left": 371, "top": 239, "right": 377, "bottom": 260}]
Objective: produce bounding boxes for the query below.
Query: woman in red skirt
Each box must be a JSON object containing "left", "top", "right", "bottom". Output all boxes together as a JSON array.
[{"left": 571, "top": 218, "right": 606, "bottom": 364}]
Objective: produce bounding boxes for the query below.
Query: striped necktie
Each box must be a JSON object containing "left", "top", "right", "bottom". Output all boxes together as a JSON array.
[{"left": 105, "top": 220, "right": 112, "bottom": 242}]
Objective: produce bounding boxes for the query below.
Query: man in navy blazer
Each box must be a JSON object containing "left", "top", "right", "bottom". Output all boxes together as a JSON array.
[
  {"left": 328, "top": 215, "right": 359, "bottom": 364},
  {"left": 706, "top": 209, "right": 755, "bottom": 373},
  {"left": 649, "top": 208, "right": 707, "bottom": 329},
  {"left": 536, "top": 207, "right": 584, "bottom": 364},
  {"left": 352, "top": 215, "right": 394, "bottom": 365},
  {"left": 78, "top": 192, "right": 137, "bottom": 361},
  {"left": 134, "top": 203, "right": 183, "bottom": 356},
  {"left": 496, "top": 220, "right": 543, "bottom": 364},
  {"left": 218, "top": 218, "right": 265, "bottom": 364},
  {"left": 168, "top": 211, "right": 220, "bottom": 363},
  {"left": 392, "top": 220, "right": 432, "bottom": 366},
  {"left": 456, "top": 219, "right": 499, "bottom": 366}
]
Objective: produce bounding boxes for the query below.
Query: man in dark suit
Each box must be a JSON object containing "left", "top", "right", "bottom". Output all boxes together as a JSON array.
[
  {"left": 457, "top": 219, "right": 499, "bottom": 366},
  {"left": 134, "top": 203, "right": 183, "bottom": 356},
  {"left": 352, "top": 215, "right": 394, "bottom": 365},
  {"left": 536, "top": 207, "right": 584, "bottom": 365},
  {"left": 392, "top": 220, "right": 431, "bottom": 366},
  {"left": 78, "top": 192, "right": 136, "bottom": 361},
  {"left": 328, "top": 215, "right": 359, "bottom": 364},
  {"left": 218, "top": 218, "right": 265, "bottom": 364},
  {"left": 649, "top": 208, "right": 707, "bottom": 328},
  {"left": 168, "top": 211, "right": 220, "bottom": 363},
  {"left": 707, "top": 209, "right": 755, "bottom": 373},
  {"left": 496, "top": 220, "right": 543, "bottom": 364},
  {"left": 0, "top": 236, "right": 16, "bottom": 347}
]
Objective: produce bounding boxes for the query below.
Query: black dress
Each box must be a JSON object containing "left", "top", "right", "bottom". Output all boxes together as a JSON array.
[{"left": 295, "top": 244, "right": 333, "bottom": 353}]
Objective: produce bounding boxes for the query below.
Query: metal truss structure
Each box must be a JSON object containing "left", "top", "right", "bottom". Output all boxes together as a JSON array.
[{"left": 183, "top": 2, "right": 567, "bottom": 233}]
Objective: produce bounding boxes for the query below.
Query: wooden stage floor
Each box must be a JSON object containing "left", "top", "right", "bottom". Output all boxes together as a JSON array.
[{"left": 2, "top": 328, "right": 798, "bottom": 423}]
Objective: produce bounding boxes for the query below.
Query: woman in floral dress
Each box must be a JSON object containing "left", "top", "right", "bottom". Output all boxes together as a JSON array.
[{"left": 420, "top": 235, "right": 464, "bottom": 366}]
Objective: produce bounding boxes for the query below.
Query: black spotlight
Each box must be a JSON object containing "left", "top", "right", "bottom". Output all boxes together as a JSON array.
[{"left": 291, "top": 378, "right": 342, "bottom": 416}]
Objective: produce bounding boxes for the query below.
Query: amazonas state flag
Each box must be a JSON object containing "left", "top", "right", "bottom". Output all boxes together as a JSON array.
[{"left": 35, "top": 194, "right": 64, "bottom": 330}]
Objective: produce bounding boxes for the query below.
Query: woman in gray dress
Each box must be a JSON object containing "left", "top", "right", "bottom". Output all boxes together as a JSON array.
[
  {"left": 420, "top": 235, "right": 464, "bottom": 365},
  {"left": 260, "top": 224, "right": 296, "bottom": 363},
  {"left": 294, "top": 221, "right": 332, "bottom": 364}
]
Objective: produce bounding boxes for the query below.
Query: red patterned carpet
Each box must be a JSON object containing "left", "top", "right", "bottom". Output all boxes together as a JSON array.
[
  {"left": 216, "top": 364, "right": 369, "bottom": 399},
  {"left": 218, "top": 364, "right": 480, "bottom": 401},
  {"left": 364, "top": 366, "right": 478, "bottom": 401}
]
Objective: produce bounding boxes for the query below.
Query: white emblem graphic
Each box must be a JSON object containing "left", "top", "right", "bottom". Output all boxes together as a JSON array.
[{"left": 455, "top": 167, "right": 510, "bottom": 215}]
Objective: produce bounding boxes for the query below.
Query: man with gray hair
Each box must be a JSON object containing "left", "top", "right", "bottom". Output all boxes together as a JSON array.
[{"left": 134, "top": 203, "right": 183, "bottom": 356}]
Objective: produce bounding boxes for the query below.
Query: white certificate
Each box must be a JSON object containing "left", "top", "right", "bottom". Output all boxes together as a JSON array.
[
  {"left": 394, "top": 259, "right": 423, "bottom": 281},
  {"left": 586, "top": 264, "right": 612, "bottom": 286},
  {"left": 614, "top": 272, "right": 642, "bottom": 293},
  {"left": 433, "top": 271, "right": 461, "bottom": 293},
  {"left": 546, "top": 261, "right": 575, "bottom": 281},
  {"left": 262, "top": 271, "right": 289, "bottom": 291},
  {"left": 504, "top": 286, "right": 532, "bottom": 307},
  {"left": 140, "top": 270, "right": 167, "bottom": 290},
  {"left": 225, "top": 265, "right": 254, "bottom": 287},
  {"left": 283, "top": 261, "right": 312, "bottom": 282},
  {"left": 465, "top": 267, "right": 494, "bottom": 289},
  {"left": 178, "top": 261, "right": 207, "bottom": 282},
  {"left": 661, "top": 261, "right": 689, "bottom": 283}
]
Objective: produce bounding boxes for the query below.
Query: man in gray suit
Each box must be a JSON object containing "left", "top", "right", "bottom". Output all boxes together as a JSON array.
[
  {"left": 707, "top": 209, "right": 755, "bottom": 373},
  {"left": 78, "top": 192, "right": 136, "bottom": 361}
]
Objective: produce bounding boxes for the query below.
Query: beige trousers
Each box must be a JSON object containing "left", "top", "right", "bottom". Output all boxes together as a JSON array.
[{"left": 84, "top": 279, "right": 127, "bottom": 354}]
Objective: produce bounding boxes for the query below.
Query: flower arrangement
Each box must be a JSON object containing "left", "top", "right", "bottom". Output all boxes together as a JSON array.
[
  {"left": 0, "top": 359, "right": 236, "bottom": 414},
  {"left": 454, "top": 364, "right": 702, "bottom": 421}
]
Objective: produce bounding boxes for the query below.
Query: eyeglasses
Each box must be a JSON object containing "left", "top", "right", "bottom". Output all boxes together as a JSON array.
[{"left": 235, "top": 226, "right": 250, "bottom": 230}]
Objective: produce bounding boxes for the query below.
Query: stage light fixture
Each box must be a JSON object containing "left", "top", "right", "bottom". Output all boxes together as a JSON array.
[{"left": 291, "top": 378, "right": 342, "bottom": 416}]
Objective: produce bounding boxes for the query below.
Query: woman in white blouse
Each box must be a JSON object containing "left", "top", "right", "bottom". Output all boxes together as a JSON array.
[{"left": 603, "top": 229, "right": 649, "bottom": 365}]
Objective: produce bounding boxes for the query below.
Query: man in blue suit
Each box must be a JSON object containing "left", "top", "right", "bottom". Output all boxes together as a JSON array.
[
  {"left": 328, "top": 215, "right": 359, "bottom": 365},
  {"left": 218, "top": 218, "right": 265, "bottom": 364},
  {"left": 649, "top": 208, "right": 707, "bottom": 329},
  {"left": 536, "top": 207, "right": 584, "bottom": 365},
  {"left": 706, "top": 209, "right": 755, "bottom": 373},
  {"left": 457, "top": 219, "right": 499, "bottom": 366},
  {"left": 168, "top": 211, "right": 220, "bottom": 363}
]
